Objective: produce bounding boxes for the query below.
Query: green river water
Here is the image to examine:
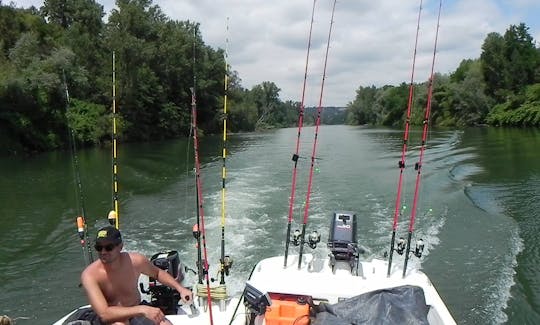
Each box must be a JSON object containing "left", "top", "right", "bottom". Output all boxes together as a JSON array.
[{"left": 0, "top": 125, "right": 538, "bottom": 324}]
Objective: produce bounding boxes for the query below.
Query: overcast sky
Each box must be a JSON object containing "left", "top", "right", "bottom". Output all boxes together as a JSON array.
[{"left": 11, "top": 0, "right": 540, "bottom": 107}]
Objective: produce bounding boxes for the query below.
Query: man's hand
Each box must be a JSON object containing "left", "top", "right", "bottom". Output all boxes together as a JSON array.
[
  {"left": 178, "top": 287, "right": 193, "bottom": 303},
  {"left": 139, "top": 305, "right": 166, "bottom": 324}
]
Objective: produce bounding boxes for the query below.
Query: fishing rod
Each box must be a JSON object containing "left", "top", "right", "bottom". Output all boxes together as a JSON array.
[
  {"left": 402, "top": 0, "right": 442, "bottom": 277},
  {"left": 63, "top": 71, "right": 93, "bottom": 265},
  {"left": 189, "top": 32, "right": 204, "bottom": 287},
  {"left": 283, "top": 0, "right": 317, "bottom": 268},
  {"left": 387, "top": 0, "right": 423, "bottom": 277},
  {"left": 219, "top": 17, "right": 232, "bottom": 285},
  {"left": 109, "top": 51, "right": 120, "bottom": 229},
  {"left": 190, "top": 34, "right": 214, "bottom": 323},
  {"left": 190, "top": 87, "right": 215, "bottom": 324},
  {"left": 298, "top": 0, "right": 337, "bottom": 270}
]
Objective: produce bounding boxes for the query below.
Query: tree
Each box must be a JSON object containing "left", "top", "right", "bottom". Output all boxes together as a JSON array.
[
  {"left": 436, "top": 62, "right": 492, "bottom": 126},
  {"left": 480, "top": 32, "right": 506, "bottom": 100},
  {"left": 346, "top": 85, "right": 378, "bottom": 125},
  {"left": 502, "top": 23, "right": 538, "bottom": 92},
  {"left": 481, "top": 24, "right": 539, "bottom": 100},
  {"left": 251, "top": 81, "right": 282, "bottom": 129},
  {"left": 379, "top": 83, "right": 408, "bottom": 126}
]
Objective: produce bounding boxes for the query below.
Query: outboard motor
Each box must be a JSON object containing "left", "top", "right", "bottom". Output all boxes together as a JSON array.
[
  {"left": 151, "top": 251, "right": 184, "bottom": 282},
  {"left": 141, "top": 251, "right": 185, "bottom": 315},
  {"left": 327, "top": 211, "right": 360, "bottom": 273}
]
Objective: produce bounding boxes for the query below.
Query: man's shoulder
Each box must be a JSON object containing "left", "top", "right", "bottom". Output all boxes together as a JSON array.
[
  {"left": 125, "top": 251, "right": 146, "bottom": 259},
  {"left": 81, "top": 261, "right": 101, "bottom": 282},
  {"left": 124, "top": 251, "right": 150, "bottom": 265}
]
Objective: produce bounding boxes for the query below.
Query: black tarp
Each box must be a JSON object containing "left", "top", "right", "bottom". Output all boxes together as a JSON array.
[{"left": 312, "top": 285, "right": 430, "bottom": 325}]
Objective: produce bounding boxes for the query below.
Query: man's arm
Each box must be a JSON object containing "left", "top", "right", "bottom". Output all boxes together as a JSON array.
[
  {"left": 135, "top": 253, "right": 193, "bottom": 302},
  {"left": 81, "top": 268, "right": 166, "bottom": 323}
]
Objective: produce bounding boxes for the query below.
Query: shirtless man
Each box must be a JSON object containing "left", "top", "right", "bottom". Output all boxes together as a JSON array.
[{"left": 81, "top": 226, "right": 193, "bottom": 325}]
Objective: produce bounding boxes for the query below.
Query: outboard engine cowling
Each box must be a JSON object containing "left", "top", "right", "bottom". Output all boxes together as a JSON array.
[
  {"left": 327, "top": 211, "right": 360, "bottom": 273},
  {"left": 150, "top": 251, "right": 184, "bottom": 282}
]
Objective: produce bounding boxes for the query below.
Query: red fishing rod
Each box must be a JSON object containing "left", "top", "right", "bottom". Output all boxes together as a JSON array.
[
  {"left": 298, "top": 0, "right": 337, "bottom": 269},
  {"left": 387, "top": 0, "right": 423, "bottom": 277},
  {"left": 402, "top": 0, "right": 442, "bottom": 277},
  {"left": 283, "top": 0, "right": 317, "bottom": 268},
  {"left": 190, "top": 86, "right": 214, "bottom": 324}
]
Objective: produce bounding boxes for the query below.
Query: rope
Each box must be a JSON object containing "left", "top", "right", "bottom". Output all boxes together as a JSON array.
[{"left": 196, "top": 284, "right": 229, "bottom": 301}]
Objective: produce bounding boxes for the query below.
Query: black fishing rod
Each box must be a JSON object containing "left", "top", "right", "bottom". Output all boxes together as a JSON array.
[
  {"left": 298, "top": 0, "right": 337, "bottom": 269},
  {"left": 190, "top": 32, "right": 214, "bottom": 323},
  {"left": 387, "top": 0, "right": 423, "bottom": 277},
  {"left": 63, "top": 71, "right": 93, "bottom": 265},
  {"left": 192, "top": 93, "right": 203, "bottom": 287},
  {"left": 284, "top": 0, "right": 317, "bottom": 268},
  {"left": 190, "top": 85, "right": 215, "bottom": 324},
  {"left": 403, "top": 0, "right": 442, "bottom": 277},
  {"left": 189, "top": 35, "right": 204, "bottom": 286}
]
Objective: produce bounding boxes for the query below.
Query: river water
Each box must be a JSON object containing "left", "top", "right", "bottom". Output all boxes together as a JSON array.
[{"left": 0, "top": 125, "right": 538, "bottom": 324}]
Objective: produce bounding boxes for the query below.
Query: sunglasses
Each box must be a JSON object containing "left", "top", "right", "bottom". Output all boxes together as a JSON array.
[{"left": 94, "top": 243, "right": 118, "bottom": 252}]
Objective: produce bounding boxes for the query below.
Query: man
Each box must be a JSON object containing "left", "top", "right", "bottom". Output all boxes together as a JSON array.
[{"left": 80, "top": 226, "right": 193, "bottom": 325}]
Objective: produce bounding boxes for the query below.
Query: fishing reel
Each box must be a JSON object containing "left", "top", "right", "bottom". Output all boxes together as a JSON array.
[
  {"left": 413, "top": 239, "right": 425, "bottom": 258},
  {"left": 292, "top": 229, "right": 321, "bottom": 249},
  {"left": 308, "top": 231, "right": 321, "bottom": 248},
  {"left": 210, "top": 255, "right": 234, "bottom": 282},
  {"left": 221, "top": 255, "right": 233, "bottom": 276},
  {"left": 396, "top": 237, "right": 406, "bottom": 255},
  {"left": 394, "top": 237, "right": 425, "bottom": 258}
]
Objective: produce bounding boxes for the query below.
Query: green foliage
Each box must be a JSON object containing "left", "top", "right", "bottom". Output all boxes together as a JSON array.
[
  {"left": 347, "top": 23, "right": 540, "bottom": 128},
  {"left": 435, "top": 62, "right": 492, "bottom": 126},
  {"left": 66, "top": 98, "right": 108, "bottom": 144},
  {"left": 0, "top": 0, "right": 305, "bottom": 153},
  {"left": 486, "top": 83, "right": 540, "bottom": 126},
  {"left": 2, "top": 1, "right": 539, "bottom": 155},
  {"left": 346, "top": 85, "right": 378, "bottom": 125}
]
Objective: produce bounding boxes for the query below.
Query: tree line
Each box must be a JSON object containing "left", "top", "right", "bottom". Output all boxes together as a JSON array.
[
  {"left": 346, "top": 23, "right": 540, "bottom": 128},
  {"left": 2, "top": 1, "right": 539, "bottom": 155},
  {"left": 0, "top": 0, "right": 301, "bottom": 155}
]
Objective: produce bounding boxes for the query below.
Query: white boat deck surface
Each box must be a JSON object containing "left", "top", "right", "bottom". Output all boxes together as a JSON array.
[{"left": 55, "top": 254, "right": 456, "bottom": 325}]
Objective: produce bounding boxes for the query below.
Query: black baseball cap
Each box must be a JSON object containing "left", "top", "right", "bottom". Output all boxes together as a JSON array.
[{"left": 95, "top": 226, "right": 122, "bottom": 245}]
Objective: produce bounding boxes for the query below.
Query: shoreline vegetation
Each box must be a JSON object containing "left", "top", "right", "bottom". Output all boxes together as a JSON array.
[{"left": 1, "top": 1, "right": 539, "bottom": 155}]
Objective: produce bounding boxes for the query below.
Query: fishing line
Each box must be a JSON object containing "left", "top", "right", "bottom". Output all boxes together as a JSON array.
[
  {"left": 63, "top": 71, "right": 93, "bottom": 265},
  {"left": 387, "top": 0, "right": 423, "bottom": 277},
  {"left": 403, "top": 0, "right": 443, "bottom": 277},
  {"left": 298, "top": 0, "right": 337, "bottom": 269},
  {"left": 283, "top": 0, "right": 317, "bottom": 268}
]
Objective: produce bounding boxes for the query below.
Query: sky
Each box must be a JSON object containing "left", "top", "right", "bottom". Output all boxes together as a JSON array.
[{"left": 10, "top": 0, "right": 540, "bottom": 107}]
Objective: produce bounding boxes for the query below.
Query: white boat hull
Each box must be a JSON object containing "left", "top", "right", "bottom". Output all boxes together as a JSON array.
[{"left": 55, "top": 253, "right": 455, "bottom": 325}]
